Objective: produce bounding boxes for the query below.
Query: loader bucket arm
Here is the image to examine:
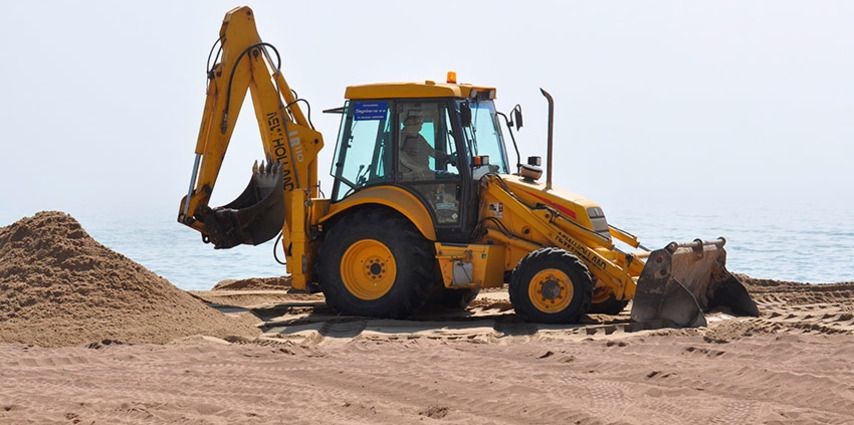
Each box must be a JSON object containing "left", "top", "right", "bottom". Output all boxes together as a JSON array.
[
  {"left": 479, "top": 175, "right": 757, "bottom": 328},
  {"left": 177, "top": 6, "right": 324, "bottom": 288},
  {"left": 631, "top": 238, "right": 759, "bottom": 327}
]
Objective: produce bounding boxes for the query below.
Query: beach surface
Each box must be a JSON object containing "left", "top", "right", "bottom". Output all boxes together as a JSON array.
[
  {"left": 1, "top": 276, "right": 852, "bottom": 424},
  {"left": 1, "top": 212, "right": 852, "bottom": 424}
]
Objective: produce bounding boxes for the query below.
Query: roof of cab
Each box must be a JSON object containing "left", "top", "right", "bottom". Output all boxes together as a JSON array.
[{"left": 344, "top": 81, "right": 496, "bottom": 100}]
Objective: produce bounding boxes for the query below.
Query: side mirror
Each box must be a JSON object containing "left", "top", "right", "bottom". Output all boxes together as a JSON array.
[
  {"left": 460, "top": 102, "right": 472, "bottom": 127},
  {"left": 512, "top": 104, "right": 523, "bottom": 130}
]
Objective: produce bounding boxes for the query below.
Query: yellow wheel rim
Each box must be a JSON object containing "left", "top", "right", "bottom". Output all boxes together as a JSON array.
[
  {"left": 528, "top": 268, "right": 574, "bottom": 313},
  {"left": 340, "top": 239, "right": 397, "bottom": 301}
]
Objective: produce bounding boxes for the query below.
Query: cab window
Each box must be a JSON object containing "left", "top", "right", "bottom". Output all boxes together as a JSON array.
[
  {"left": 461, "top": 100, "right": 509, "bottom": 174},
  {"left": 330, "top": 101, "right": 392, "bottom": 200},
  {"left": 397, "top": 102, "right": 458, "bottom": 181}
]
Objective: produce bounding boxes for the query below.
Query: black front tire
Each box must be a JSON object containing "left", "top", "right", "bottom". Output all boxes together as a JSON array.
[
  {"left": 316, "top": 207, "right": 434, "bottom": 318},
  {"left": 588, "top": 296, "right": 629, "bottom": 315},
  {"left": 509, "top": 248, "right": 593, "bottom": 323}
]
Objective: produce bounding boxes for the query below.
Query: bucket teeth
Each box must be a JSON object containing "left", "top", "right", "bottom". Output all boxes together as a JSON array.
[
  {"left": 251, "top": 159, "right": 282, "bottom": 181},
  {"left": 253, "top": 158, "right": 281, "bottom": 177}
]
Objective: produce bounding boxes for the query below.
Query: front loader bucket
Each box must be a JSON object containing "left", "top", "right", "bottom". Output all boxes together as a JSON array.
[
  {"left": 199, "top": 160, "right": 284, "bottom": 249},
  {"left": 631, "top": 238, "right": 759, "bottom": 328}
]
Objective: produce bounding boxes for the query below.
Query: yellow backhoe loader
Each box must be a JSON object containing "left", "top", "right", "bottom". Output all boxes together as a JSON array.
[{"left": 178, "top": 6, "right": 758, "bottom": 327}]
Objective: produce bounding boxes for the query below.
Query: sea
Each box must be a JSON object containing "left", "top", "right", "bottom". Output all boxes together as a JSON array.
[{"left": 1, "top": 204, "right": 852, "bottom": 291}]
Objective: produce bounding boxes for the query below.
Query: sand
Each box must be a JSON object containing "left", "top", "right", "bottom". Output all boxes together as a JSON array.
[
  {"left": 213, "top": 276, "right": 292, "bottom": 291},
  {"left": 0, "top": 274, "right": 835, "bottom": 424},
  {"left": 0, "top": 211, "right": 258, "bottom": 347},
  {"left": 0, "top": 315, "right": 851, "bottom": 424},
  {"left": 1, "top": 211, "right": 852, "bottom": 423}
]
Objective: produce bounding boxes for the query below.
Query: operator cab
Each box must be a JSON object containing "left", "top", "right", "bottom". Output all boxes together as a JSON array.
[{"left": 328, "top": 79, "right": 511, "bottom": 241}]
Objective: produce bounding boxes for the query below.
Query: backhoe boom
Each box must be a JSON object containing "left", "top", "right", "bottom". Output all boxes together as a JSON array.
[{"left": 177, "top": 6, "right": 323, "bottom": 290}]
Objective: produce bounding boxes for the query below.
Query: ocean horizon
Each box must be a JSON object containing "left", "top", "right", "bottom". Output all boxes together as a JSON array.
[{"left": 1, "top": 204, "right": 851, "bottom": 291}]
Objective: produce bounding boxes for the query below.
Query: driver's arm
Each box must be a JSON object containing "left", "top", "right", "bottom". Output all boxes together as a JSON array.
[{"left": 417, "top": 136, "right": 450, "bottom": 160}]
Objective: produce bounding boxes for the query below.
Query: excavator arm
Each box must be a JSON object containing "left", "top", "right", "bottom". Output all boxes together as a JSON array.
[{"left": 178, "top": 6, "right": 323, "bottom": 288}]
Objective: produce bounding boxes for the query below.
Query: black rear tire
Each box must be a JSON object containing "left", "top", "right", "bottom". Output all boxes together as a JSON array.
[
  {"left": 509, "top": 248, "right": 592, "bottom": 323},
  {"left": 316, "top": 207, "right": 434, "bottom": 318}
]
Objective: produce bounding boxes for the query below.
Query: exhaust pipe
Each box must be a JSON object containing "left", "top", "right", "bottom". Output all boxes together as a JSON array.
[{"left": 540, "top": 88, "right": 554, "bottom": 190}]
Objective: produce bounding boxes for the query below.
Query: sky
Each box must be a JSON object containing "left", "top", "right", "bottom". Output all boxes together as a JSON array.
[{"left": 1, "top": 0, "right": 853, "bottom": 221}]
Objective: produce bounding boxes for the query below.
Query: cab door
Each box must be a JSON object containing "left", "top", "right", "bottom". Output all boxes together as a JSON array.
[{"left": 394, "top": 100, "right": 475, "bottom": 242}]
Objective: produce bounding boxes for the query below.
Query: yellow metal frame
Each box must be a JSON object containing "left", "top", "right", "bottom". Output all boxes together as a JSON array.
[
  {"left": 434, "top": 243, "right": 505, "bottom": 289},
  {"left": 477, "top": 174, "right": 644, "bottom": 302},
  {"left": 345, "top": 81, "right": 495, "bottom": 100}
]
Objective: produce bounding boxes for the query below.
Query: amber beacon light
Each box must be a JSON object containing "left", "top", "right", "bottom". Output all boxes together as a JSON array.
[{"left": 446, "top": 71, "right": 457, "bottom": 84}]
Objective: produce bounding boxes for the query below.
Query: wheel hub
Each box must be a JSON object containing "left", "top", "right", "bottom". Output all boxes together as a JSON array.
[
  {"left": 528, "top": 268, "right": 575, "bottom": 314},
  {"left": 541, "top": 279, "right": 561, "bottom": 300},
  {"left": 340, "top": 239, "right": 397, "bottom": 301}
]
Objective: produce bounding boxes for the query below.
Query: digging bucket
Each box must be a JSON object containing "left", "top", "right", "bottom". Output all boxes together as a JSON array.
[
  {"left": 630, "top": 238, "right": 759, "bottom": 327},
  {"left": 199, "top": 160, "right": 285, "bottom": 249}
]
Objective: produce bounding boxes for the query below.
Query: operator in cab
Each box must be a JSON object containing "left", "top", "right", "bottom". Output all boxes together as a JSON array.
[{"left": 398, "top": 110, "right": 452, "bottom": 179}]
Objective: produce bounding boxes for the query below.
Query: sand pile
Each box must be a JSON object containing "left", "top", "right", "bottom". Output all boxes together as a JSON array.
[
  {"left": 213, "top": 276, "right": 292, "bottom": 291},
  {"left": 199, "top": 276, "right": 307, "bottom": 309},
  {"left": 0, "top": 211, "right": 259, "bottom": 347}
]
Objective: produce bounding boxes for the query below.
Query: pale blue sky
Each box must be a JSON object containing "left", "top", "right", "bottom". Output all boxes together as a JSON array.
[{"left": 1, "top": 0, "right": 852, "bottom": 220}]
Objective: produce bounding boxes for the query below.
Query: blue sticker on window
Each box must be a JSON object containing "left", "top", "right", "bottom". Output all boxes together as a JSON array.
[{"left": 353, "top": 101, "right": 388, "bottom": 121}]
